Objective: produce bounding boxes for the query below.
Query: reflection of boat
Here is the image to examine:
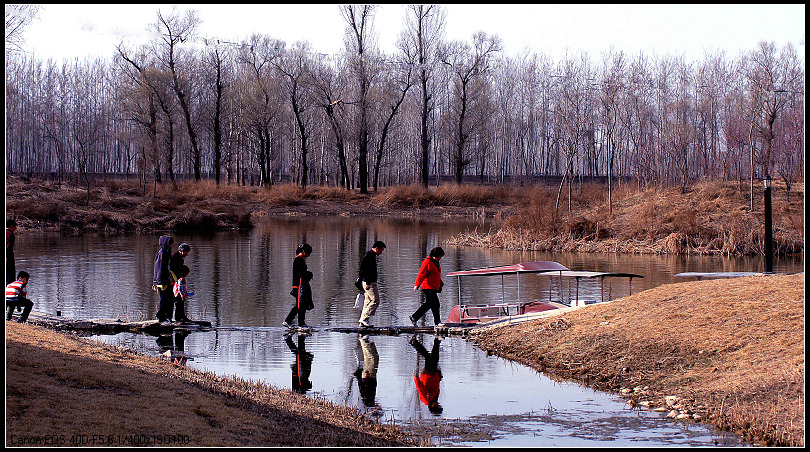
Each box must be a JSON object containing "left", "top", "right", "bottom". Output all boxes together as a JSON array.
[{"left": 445, "top": 261, "right": 568, "bottom": 324}]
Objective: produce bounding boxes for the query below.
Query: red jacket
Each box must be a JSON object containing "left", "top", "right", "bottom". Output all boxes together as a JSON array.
[
  {"left": 414, "top": 371, "right": 441, "bottom": 406},
  {"left": 414, "top": 257, "right": 442, "bottom": 290}
]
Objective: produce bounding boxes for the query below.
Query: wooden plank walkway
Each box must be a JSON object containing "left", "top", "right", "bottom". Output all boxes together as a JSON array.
[
  {"left": 326, "top": 324, "right": 474, "bottom": 336},
  {"left": 22, "top": 311, "right": 558, "bottom": 338},
  {"left": 22, "top": 311, "right": 211, "bottom": 335}
]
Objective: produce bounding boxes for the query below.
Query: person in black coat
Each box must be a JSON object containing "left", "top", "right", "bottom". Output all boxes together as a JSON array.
[
  {"left": 283, "top": 244, "right": 314, "bottom": 328},
  {"left": 153, "top": 235, "right": 175, "bottom": 323}
]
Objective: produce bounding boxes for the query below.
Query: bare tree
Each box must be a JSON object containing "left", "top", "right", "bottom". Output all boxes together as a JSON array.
[
  {"left": 274, "top": 41, "right": 317, "bottom": 187},
  {"left": 747, "top": 41, "right": 802, "bottom": 179},
  {"left": 597, "top": 48, "right": 626, "bottom": 213},
  {"left": 153, "top": 8, "right": 203, "bottom": 180},
  {"left": 341, "top": 4, "right": 378, "bottom": 193},
  {"left": 202, "top": 43, "right": 229, "bottom": 184},
  {"left": 400, "top": 4, "right": 445, "bottom": 187},
  {"left": 440, "top": 31, "right": 501, "bottom": 184},
  {"left": 5, "top": 4, "right": 40, "bottom": 55},
  {"left": 310, "top": 55, "right": 351, "bottom": 188},
  {"left": 373, "top": 56, "right": 415, "bottom": 190},
  {"left": 239, "top": 34, "right": 284, "bottom": 187}
]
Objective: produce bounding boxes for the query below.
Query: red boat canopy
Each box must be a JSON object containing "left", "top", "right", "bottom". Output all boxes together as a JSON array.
[{"left": 446, "top": 261, "right": 569, "bottom": 277}]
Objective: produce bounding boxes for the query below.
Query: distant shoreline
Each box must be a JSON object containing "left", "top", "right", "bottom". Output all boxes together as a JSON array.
[{"left": 5, "top": 176, "right": 804, "bottom": 257}]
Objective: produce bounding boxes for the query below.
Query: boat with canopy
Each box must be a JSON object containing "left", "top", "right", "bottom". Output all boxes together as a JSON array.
[
  {"left": 445, "top": 262, "right": 644, "bottom": 324},
  {"left": 445, "top": 261, "right": 568, "bottom": 324}
]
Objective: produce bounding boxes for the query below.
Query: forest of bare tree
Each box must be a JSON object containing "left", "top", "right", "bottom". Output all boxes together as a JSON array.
[{"left": 5, "top": 6, "right": 805, "bottom": 195}]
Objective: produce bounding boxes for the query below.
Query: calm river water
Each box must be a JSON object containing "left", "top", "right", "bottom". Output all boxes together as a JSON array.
[{"left": 14, "top": 217, "right": 802, "bottom": 446}]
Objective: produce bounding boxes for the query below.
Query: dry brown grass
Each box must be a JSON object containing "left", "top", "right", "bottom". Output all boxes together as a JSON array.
[
  {"left": 5, "top": 176, "right": 804, "bottom": 257},
  {"left": 5, "top": 321, "right": 419, "bottom": 447},
  {"left": 370, "top": 183, "right": 516, "bottom": 208},
  {"left": 451, "top": 180, "right": 804, "bottom": 256},
  {"left": 468, "top": 273, "right": 805, "bottom": 446}
]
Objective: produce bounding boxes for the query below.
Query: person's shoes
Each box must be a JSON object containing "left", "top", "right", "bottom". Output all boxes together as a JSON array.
[
  {"left": 299, "top": 324, "right": 310, "bottom": 329},
  {"left": 436, "top": 323, "right": 446, "bottom": 328},
  {"left": 282, "top": 321, "right": 293, "bottom": 328},
  {"left": 358, "top": 319, "right": 372, "bottom": 328},
  {"left": 409, "top": 315, "right": 418, "bottom": 326}
]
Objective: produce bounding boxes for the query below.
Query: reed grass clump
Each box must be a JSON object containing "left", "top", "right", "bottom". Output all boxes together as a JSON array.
[
  {"left": 371, "top": 184, "right": 433, "bottom": 207},
  {"left": 453, "top": 180, "right": 804, "bottom": 256}
]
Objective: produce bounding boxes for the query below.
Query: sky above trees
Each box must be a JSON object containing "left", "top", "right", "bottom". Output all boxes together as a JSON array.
[{"left": 18, "top": 4, "right": 805, "bottom": 64}]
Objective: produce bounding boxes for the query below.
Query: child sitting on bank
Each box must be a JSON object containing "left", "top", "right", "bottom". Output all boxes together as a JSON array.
[
  {"left": 6, "top": 271, "right": 33, "bottom": 323},
  {"left": 172, "top": 265, "right": 193, "bottom": 323}
]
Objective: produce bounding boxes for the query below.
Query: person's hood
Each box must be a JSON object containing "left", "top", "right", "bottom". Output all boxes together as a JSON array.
[{"left": 159, "top": 235, "right": 174, "bottom": 251}]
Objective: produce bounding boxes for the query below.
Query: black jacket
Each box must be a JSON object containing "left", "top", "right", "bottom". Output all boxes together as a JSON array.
[
  {"left": 170, "top": 251, "right": 185, "bottom": 275},
  {"left": 291, "top": 255, "right": 314, "bottom": 310},
  {"left": 359, "top": 250, "right": 379, "bottom": 284}
]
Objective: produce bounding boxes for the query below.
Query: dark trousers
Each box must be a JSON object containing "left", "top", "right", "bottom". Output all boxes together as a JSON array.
[
  {"left": 156, "top": 287, "right": 175, "bottom": 321},
  {"left": 411, "top": 336, "right": 441, "bottom": 372},
  {"left": 172, "top": 296, "right": 186, "bottom": 322},
  {"left": 6, "top": 298, "right": 33, "bottom": 322},
  {"left": 285, "top": 305, "right": 306, "bottom": 326},
  {"left": 6, "top": 255, "right": 15, "bottom": 285},
  {"left": 285, "top": 287, "right": 311, "bottom": 326},
  {"left": 412, "top": 289, "right": 441, "bottom": 325}
]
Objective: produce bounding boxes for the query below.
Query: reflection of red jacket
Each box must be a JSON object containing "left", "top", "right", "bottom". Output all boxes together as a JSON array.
[
  {"left": 414, "top": 257, "right": 442, "bottom": 290},
  {"left": 414, "top": 371, "right": 441, "bottom": 405}
]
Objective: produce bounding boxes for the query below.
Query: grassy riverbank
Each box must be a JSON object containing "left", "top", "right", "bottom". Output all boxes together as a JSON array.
[
  {"left": 6, "top": 321, "right": 419, "bottom": 447},
  {"left": 449, "top": 180, "right": 804, "bottom": 255},
  {"left": 6, "top": 176, "right": 803, "bottom": 257},
  {"left": 468, "top": 273, "right": 805, "bottom": 447}
]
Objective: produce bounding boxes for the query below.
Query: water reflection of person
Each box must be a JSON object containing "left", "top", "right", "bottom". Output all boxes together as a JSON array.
[
  {"left": 353, "top": 335, "right": 379, "bottom": 410},
  {"left": 285, "top": 332, "right": 313, "bottom": 394},
  {"left": 156, "top": 329, "right": 190, "bottom": 366},
  {"left": 410, "top": 335, "right": 443, "bottom": 415}
]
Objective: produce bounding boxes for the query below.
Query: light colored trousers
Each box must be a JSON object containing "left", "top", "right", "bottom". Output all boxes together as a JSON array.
[
  {"left": 359, "top": 336, "right": 379, "bottom": 379},
  {"left": 359, "top": 282, "right": 379, "bottom": 323}
]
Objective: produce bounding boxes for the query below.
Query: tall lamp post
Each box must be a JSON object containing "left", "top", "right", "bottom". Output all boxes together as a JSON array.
[{"left": 763, "top": 174, "right": 773, "bottom": 273}]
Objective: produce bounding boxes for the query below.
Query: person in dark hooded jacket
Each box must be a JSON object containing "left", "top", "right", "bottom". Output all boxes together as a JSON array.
[
  {"left": 153, "top": 235, "right": 175, "bottom": 322},
  {"left": 283, "top": 244, "right": 314, "bottom": 329}
]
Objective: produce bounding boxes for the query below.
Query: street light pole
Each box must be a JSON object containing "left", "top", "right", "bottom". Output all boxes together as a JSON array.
[{"left": 763, "top": 174, "right": 773, "bottom": 273}]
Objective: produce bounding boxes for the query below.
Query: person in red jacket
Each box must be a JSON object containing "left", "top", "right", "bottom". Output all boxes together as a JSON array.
[
  {"left": 409, "top": 247, "right": 445, "bottom": 326},
  {"left": 411, "top": 334, "right": 443, "bottom": 415}
]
